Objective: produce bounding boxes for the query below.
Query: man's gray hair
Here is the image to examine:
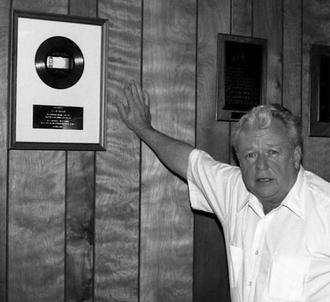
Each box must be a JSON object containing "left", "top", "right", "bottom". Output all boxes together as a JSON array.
[{"left": 231, "top": 104, "right": 302, "bottom": 152}]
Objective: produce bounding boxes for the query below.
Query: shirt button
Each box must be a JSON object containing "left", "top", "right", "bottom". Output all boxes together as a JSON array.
[
  {"left": 255, "top": 250, "right": 259, "bottom": 255},
  {"left": 248, "top": 281, "right": 252, "bottom": 286}
]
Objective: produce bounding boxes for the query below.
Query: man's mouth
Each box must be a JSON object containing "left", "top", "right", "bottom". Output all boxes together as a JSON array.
[{"left": 257, "top": 178, "right": 272, "bottom": 183}]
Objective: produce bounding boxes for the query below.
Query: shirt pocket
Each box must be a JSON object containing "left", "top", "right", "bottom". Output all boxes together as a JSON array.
[
  {"left": 229, "top": 245, "right": 243, "bottom": 288},
  {"left": 268, "top": 255, "right": 310, "bottom": 301}
]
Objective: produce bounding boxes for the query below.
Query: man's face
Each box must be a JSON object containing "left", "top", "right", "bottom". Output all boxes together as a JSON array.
[{"left": 236, "top": 119, "right": 301, "bottom": 208}]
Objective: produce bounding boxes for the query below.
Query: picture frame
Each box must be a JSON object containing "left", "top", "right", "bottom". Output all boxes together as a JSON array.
[
  {"left": 9, "top": 10, "right": 107, "bottom": 150},
  {"left": 310, "top": 44, "right": 330, "bottom": 137},
  {"left": 216, "top": 34, "right": 267, "bottom": 121}
]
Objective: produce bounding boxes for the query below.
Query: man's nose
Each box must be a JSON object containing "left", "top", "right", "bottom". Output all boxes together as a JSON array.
[{"left": 256, "top": 154, "right": 269, "bottom": 170}]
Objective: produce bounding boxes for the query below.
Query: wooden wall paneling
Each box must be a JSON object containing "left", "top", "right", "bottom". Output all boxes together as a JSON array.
[
  {"left": 8, "top": 151, "right": 66, "bottom": 302},
  {"left": 141, "top": 0, "right": 195, "bottom": 301},
  {"left": 195, "top": 0, "right": 231, "bottom": 301},
  {"left": 229, "top": 0, "right": 253, "bottom": 165},
  {"left": 0, "top": 0, "right": 10, "bottom": 300},
  {"left": 302, "top": 0, "right": 330, "bottom": 181},
  {"left": 283, "top": 0, "right": 302, "bottom": 115},
  {"left": 231, "top": 0, "right": 252, "bottom": 36},
  {"left": 65, "top": 3, "right": 97, "bottom": 302},
  {"left": 7, "top": 1, "right": 68, "bottom": 302},
  {"left": 10, "top": 0, "right": 67, "bottom": 13},
  {"left": 253, "top": 0, "right": 283, "bottom": 104},
  {"left": 95, "top": 0, "right": 141, "bottom": 301},
  {"left": 65, "top": 153, "right": 95, "bottom": 302},
  {"left": 69, "top": 0, "right": 97, "bottom": 17}
]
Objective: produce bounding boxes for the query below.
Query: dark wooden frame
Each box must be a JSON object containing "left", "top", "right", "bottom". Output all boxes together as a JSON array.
[
  {"left": 9, "top": 10, "right": 107, "bottom": 150},
  {"left": 216, "top": 34, "right": 267, "bottom": 121},
  {"left": 310, "top": 44, "right": 330, "bottom": 137}
]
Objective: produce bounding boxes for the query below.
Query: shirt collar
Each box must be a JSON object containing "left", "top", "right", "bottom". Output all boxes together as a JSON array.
[
  {"left": 280, "top": 166, "right": 306, "bottom": 219},
  {"left": 237, "top": 166, "right": 306, "bottom": 219}
]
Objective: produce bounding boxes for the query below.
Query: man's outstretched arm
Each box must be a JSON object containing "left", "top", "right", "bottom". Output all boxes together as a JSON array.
[{"left": 116, "top": 81, "right": 194, "bottom": 180}]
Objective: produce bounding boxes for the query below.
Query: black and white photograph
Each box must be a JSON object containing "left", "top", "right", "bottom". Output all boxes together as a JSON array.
[{"left": 0, "top": 1, "right": 329, "bottom": 302}]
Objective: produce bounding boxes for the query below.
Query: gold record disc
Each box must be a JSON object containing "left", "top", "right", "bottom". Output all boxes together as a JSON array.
[{"left": 35, "top": 36, "right": 84, "bottom": 89}]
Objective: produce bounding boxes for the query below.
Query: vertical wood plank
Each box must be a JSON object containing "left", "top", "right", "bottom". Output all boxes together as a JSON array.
[
  {"left": 65, "top": 3, "right": 97, "bottom": 302},
  {"left": 8, "top": 1, "right": 68, "bottom": 302},
  {"left": 8, "top": 152, "right": 66, "bottom": 302},
  {"left": 95, "top": 0, "right": 141, "bottom": 301},
  {"left": 69, "top": 0, "right": 96, "bottom": 17},
  {"left": 232, "top": 0, "right": 252, "bottom": 36},
  {"left": 230, "top": 0, "right": 253, "bottom": 164},
  {"left": 11, "top": 0, "right": 67, "bottom": 13},
  {"left": 196, "top": 0, "right": 231, "bottom": 163},
  {"left": 283, "top": 0, "right": 302, "bottom": 115},
  {"left": 302, "top": 0, "right": 330, "bottom": 180},
  {"left": 195, "top": 0, "right": 231, "bottom": 301},
  {"left": 141, "top": 0, "right": 195, "bottom": 301},
  {"left": 0, "top": 0, "right": 10, "bottom": 301},
  {"left": 66, "top": 151, "right": 95, "bottom": 302},
  {"left": 253, "top": 0, "right": 283, "bottom": 104}
]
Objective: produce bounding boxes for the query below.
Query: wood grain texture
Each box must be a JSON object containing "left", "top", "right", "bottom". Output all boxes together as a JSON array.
[
  {"left": 197, "top": 0, "right": 231, "bottom": 162},
  {"left": 70, "top": 0, "right": 96, "bottom": 17},
  {"left": 231, "top": 0, "right": 252, "bottom": 36},
  {"left": 230, "top": 0, "right": 253, "bottom": 164},
  {"left": 253, "top": 0, "right": 282, "bottom": 104},
  {"left": 283, "top": 0, "right": 302, "bottom": 116},
  {"left": 94, "top": 0, "right": 141, "bottom": 301},
  {"left": 66, "top": 151, "right": 95, "bottom": 302},
  {"left": 65, "top": 4, "right": 97, "bottom": 302},
  {"left": 303, "top": 138, "right": 330, "bottom": 181},
  {"left": 302, "top": 0, "right": 330, "bottom": 180},
  {"left": 195, "top": 0, "right": 231, "bottom": 301},
  {"left": 0, "top": 0, "right": 10, "bottom": 300},
  {"left": 11, "top": 0, "right": 67, "bottom": 13},
  {"left": 8, "top": 151, "right": 66, "bottom": 302},
  {"left": 141, "top": 0, "right": 195, "bottom": 301},
  {"left": 8, "top": 1, "right": 68, "bottom": 301}
]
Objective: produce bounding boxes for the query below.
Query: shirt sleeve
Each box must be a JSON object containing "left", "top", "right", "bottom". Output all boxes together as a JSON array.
[{"left": 187, "top": 149, "right": 245, "bottom": 224}]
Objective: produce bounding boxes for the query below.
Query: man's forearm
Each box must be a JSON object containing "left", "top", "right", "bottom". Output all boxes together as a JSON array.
[{"left": 136, "top": 126, "right": 194, "bottom": 180}]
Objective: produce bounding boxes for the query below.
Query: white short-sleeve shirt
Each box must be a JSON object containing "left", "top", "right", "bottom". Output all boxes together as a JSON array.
[{"left": 187, "top": 149, "right": 330, "bottom": 302}]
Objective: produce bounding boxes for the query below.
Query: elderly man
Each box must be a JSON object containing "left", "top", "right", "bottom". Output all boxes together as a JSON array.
[{"left": 116, "top": 81, "right": 330, "bottom": 302}]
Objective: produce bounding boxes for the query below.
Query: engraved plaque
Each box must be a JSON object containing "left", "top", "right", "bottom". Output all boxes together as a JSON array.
[
  {"left": 33, "top": 105, "right": 83, "bottom": 130},
  {"left": 216, "top": 34, "right": 267, "bottom": 121},
  {"left": 310, "top": 44, "right": 330, "bottom": 137},
  {"left": 224, "top": 41, "right": 263, "bottom": 111},
  {"left": 318, "top": 55, "right": 330, "bottom": 122}
]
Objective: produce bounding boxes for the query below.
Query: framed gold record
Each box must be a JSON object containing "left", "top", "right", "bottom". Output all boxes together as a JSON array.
[{"left": 9, "top": 10, "right": 107, "bottom": 150}]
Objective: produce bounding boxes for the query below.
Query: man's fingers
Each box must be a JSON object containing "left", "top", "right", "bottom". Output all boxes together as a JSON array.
[
  {"left": 130, "top": 81, "right": 145, "bottom": 106},
  {"left": 114, "top": 99, "right": 127, "bottom": 119},
  {"left": 118, "top": 80, "right": 152, "bottom": 132},
  {"left": 143, "top": 89, "right": 151, "bottom": 119},
  {"left": 124, "top": 81, "right": 149, "bottom": 115},
  {"left": 124, "top": 83, "right": 134, "bottom": 106},
  {"left": 132, "top": 80, "right": 144, "bottom": 101},
  {"left": 143, "top": 89, "right": 150, "bottom": 106},
  {"left": 121, "top": 80, "right": 151, "bottom": 117}
]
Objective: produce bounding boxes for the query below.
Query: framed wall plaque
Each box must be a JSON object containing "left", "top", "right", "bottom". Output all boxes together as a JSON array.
[
  {"left": 310, "top": 44, "right": 330, "bottom": 137},
  {"left": 216, "top": 34, "right": 267, "bottom": 121},
  {"left": 9, "top": 10, "right": 107, "bottom": 150}
]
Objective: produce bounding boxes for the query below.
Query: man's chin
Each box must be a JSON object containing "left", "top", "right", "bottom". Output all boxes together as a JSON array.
[{"left": 253, "top": 188, "right": 278, "bottom": 202}]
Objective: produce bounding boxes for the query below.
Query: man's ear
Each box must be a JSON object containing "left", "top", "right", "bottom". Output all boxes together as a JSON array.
[{"left": 293, "top": 146, "right": 302, "bottom": 169}]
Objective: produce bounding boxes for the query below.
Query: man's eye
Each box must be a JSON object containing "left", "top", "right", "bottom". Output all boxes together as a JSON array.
[
  {"left": 245, "top": 152, "right": 257, "bottom": 159},
  {"left": 268, "top": 149, "right": 279, "bottom": 156}
]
